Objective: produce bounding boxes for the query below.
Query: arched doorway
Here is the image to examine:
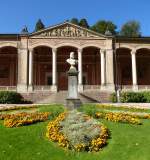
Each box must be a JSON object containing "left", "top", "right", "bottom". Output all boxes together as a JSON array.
[
  {"left": 82, "top": 47, "right": 100, "bottom": 86},
  {"left": 57, "top": 46, "right": 78, "bottom": 90},
  {"left": 116, "top": 48, "right": 132, "bottom": 87},
  {"left": 136, "top": 48, "right": 150, "bottom": 85},
  {"left": 0, "top": 46, "right": 17, "bottom": 86},
  {"left": 33, "top": 46, "right": 52, "bottom": 86}
]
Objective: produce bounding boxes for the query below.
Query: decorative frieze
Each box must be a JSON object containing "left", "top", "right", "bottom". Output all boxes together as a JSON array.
[{"left": 37, "top": 25, "right": 99, "bottom": 38}]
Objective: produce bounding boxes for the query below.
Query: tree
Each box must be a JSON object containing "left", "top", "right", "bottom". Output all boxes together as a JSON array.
[
  {"left": 35, "top": 19, "right": 45, "bottom": 32},
  {"left": 120, "top": 20, "right": 141, "bottom": 37},
  {"left": 91, "top": 20, "right": 117, "bottom": 35},
  {"left": 70, "top": 18, "right": 79, "bottom": 25},
  {"left": 21, "top": 26, "right": 28, "bottom": 34},
  {"left": 79, "top": 18, "right": 89, "bottom": 28}
]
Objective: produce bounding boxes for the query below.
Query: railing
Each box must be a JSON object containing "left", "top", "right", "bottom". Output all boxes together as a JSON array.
[
  {"left": 121, "top": 85, "right": 150, "bottom": 91},
  {"left": 83, "top": 85, "right": 101, "bottom": 90},
  {"left": 1, "top": 85, "right": 150, "bottom": 92},
  {"left": 138, "top": 85, "right": 150, "bottom": 90},
  {"left": 0, "top": 86, "right": 17, "bottom": 91},
  {"left": 121, "top": 85, "right": 132, "bottom": 91},
  {"left": 34, "top": 85, "right": 52, "bottom": 91}
]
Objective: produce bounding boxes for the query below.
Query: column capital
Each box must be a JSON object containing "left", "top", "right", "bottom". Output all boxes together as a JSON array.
[
  {"left": 52, "top": 48, "right": 57, "bottom": 53},
  {"left": 29, "top": 48, "right": 33, "bottom": 52},
  {"left": 100, "top": 49, "right": 106, "bottom": 54},
  {"left": 131, "top": 49, "right": 136, "bottom": 55},
  {"left": 78, "top": 48, "right": 83, "bottom": 53}
]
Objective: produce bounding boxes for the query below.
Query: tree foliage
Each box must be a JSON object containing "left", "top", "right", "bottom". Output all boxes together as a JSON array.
[
  {"left": 79, "top": 18, "right": 89, "bottom": 28},
  {"left": 35, "top": 19, "right": 45, "bottom": 32},
  {"left": 70, "top": 18, "right": 79, "bottom": 25},
  {"left": 91, "top": 20, "right": 117, "bottom": 35},
  {"left": 21, "top": 26, "right": 28, "bottom": 34},
  {"left": 120, "top": 20, "right": 141, "bottom": 37}
]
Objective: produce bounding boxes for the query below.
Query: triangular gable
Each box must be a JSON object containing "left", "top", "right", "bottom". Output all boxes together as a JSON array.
[{"left": 30, "top": 22, "right": 107, "bottom": 38}]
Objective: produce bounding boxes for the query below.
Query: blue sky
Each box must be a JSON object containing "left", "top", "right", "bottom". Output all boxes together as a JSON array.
[{"left": 0, "top": 0, "right": 150, "bottom": 36}]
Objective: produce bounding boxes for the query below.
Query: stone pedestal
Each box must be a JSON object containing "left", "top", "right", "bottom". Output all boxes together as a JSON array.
[
  {"left": 66, "top": 67, "right": 82, "bottom": 110},
  {"left": 66, "top": 98, "right": 82, "bottom": 110}
]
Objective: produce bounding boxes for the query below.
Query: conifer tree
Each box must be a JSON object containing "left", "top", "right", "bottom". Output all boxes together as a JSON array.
[{"left": 35, "top": 19, "right": 45, "bottom": 32}]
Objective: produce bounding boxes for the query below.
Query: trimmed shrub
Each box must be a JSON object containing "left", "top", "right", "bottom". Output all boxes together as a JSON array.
[
  {"left": 142, "top": 92, "right": 150, "bottom": 103},
  {"left": 120, "top": 92, "right": 146, "bottom": 103},
  {"left": 0, "top": 91, "right": 23, "bottom": 104},
  {"left": 110, "top": 91, "right": 149, "bottom": 103}
]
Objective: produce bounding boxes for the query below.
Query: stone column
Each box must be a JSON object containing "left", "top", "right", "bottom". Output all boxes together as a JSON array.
[
  {"left": 51, "top": 48, "right": 57, "bottom": 92},
  {"left": 17, "top": 48, "right": 28, "bottom": 93},
  {"left": 17, "top": 35, "right": 29, "bottom": 92},
  {"left": 28, "top": 49, "right": 33, "bottom": 92},
  {"left": 100, "top": 49, "right": 106, "bottom": 89},
  {"left": 131, "top": 50, "right": 138, "bottom": 91},
  {"left": 105, "top": 39, "right": 115, "bottom": 91},
  {"left": 78, "top": 48, "right": 83, "bottom": 92}
]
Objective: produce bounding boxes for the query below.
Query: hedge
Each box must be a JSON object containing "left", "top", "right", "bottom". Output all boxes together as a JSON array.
[
  {"left": 110, "top": 91, "right": 150, "bottom": 103},
  {"left": 0, "top": 91, "right": 27, "bottom": 104}
]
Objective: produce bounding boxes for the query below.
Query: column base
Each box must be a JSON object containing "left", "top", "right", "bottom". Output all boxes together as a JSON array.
[
  {"left": 51, "top": 85, "right": 58, "bottom": 92},
  {"left": 132, "top": 85, "right": 138, "bottom": 91},
  {"left": 101, "top": 84, "right": 106, "bottom": 91},
  {"left": 17, "top": 84, "right": 28, "bottom": 93},
  {"left": 101, "top": 84, "right": 115, "bottom": 92},
  {"left": 28, "top": 85, "right": 33, "bottom": 92},
  {"left": 78, "top": 84, "right": 83, "bottom": 92}
]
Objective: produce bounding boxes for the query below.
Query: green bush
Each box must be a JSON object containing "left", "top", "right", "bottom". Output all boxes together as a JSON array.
[
  {"left": 142, "top": 92, "right": 150, "bottom": 103},
  {"left": 110, "top": 93, "right": 117, "bottom": 103},
  {"left": 120, "top": 92, "right": 146, "bottom": 103},
  {"left": 0, "top": 91, "right": 24, "bottom": 104},
  {"left": 110, "top": 91, "right": 150, "bottom": 103}
]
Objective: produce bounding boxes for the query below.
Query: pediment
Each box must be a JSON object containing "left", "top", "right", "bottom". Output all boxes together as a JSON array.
[{"left": 30, "top": 22, "right": 106, "bottom": 39}]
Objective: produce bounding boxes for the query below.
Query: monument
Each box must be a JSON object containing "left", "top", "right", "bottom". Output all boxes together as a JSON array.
[{"left": 66, "top": 52, "right": 82, "bottom": 110}]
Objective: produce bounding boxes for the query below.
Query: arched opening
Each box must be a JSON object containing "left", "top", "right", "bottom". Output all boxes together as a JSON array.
[
  {"left": 33, "top": 46, "right": 52, "bottom": 86},
  {"left": 57, "top": 46, "right": 78, "bottom": 90},
  {"left": 116, "top": 48, "right": 132, "bottom": 87},
  {"left": 82, "top": 47, "right": 100, "bottom": 85},
  {"left": 0, "top": 46, "right": 18, "bottom": 86},
  {"left": 136, "top": 48, "right": 150, "bottom": 85}
]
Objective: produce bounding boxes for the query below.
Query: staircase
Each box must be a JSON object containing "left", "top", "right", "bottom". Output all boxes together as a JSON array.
[
  {"left": 36, "top": 91, "right": 97, "bottom": 104},
  {"left": 79, "top": 90, "right": 111, "bottom": 103},
  {"left": 22, "top": 90, "right": 111, "bottom": 104}
]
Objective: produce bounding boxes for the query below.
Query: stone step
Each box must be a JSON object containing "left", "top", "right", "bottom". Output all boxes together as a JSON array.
[
  {"left": 80, "top": 91, "right": 111, "bottom": 103},
  {"left": 21, "top": 92, "right": 53, "bottom": 103},
  {"left": 36, "top": 91, "right": 96, "bottom": 104},
  {"left": 21, "top": 91, "right": 112, "bottom": 104}
]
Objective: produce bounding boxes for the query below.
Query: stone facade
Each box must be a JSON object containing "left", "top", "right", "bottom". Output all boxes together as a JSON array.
[{"left": 0, "top": 22, "right": 150, "bottom": 93}]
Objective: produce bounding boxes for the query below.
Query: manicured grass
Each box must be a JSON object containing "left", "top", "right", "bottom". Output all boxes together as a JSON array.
[
  {"left": 79, "top": 104, "right": 150, "bottom": 117},
  {"left": 0, "top": 104, "right": 150, "bottom": 160}
]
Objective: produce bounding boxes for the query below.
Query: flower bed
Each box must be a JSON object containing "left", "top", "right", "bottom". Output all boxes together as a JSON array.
[
  {"left": 46, "top": 111, "right": 109, "bottom": 152},
  {"left": 95, "top": 112, "right": 142, "bottom": 125},
  {"left": 2, "top": 112, "right": 50, "bottom": 127}
]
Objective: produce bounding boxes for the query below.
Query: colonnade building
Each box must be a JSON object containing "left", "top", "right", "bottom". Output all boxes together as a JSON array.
[{"left": 0, "top": 21, "right": 150, "bottom": 94}]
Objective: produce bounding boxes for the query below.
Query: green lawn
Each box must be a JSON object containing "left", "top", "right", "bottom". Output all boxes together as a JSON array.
[{"left": 0, "top": 105, "right": 150, "bottom": 160}]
